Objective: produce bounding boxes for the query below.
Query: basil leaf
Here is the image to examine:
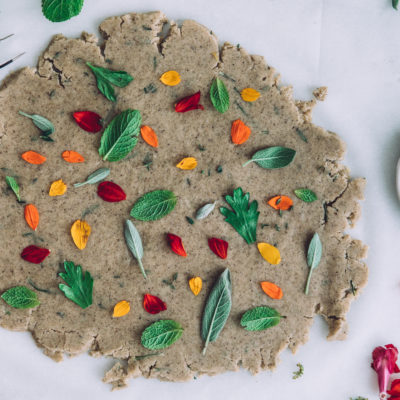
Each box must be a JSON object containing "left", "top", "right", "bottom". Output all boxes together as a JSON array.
[
  {"left": 294, "top": 188, "right": 317, "bottom": 203},
  {"left": 201, "top": 269, "right": 232, "bottom": 355},
  {"left": 74, "top": 168, "right": 110, "bottom": 187},
  {"left": 305, "top": 233, "right": 322, "bottom": 295},
  {"left": 141, "top": 320, "right": 183, "bottom": 350},
  {"left": 243, "top": 146, "right": 296, "bottom": 169},
  {"left": 124, "top": 220, "right": 146, "bottom": 279},
  {"left": 195, "top": 201, "right": 216, "bottom": 220},
  {"left": 5, "top": 176, "right": 21, "bottom": 202},
  {"left": 130, "top": 190, "right": 177, "bottom": 221},
  {"left": 210, "top": 77, "right": 230, "bottom": 113},
  {"left": 1, "top": 286, "right": 40, "bottom": 309},
  {"left": 42, "top": 0, "right": 84, "bottom": 22},
  {"left": 87, "top": 62, "right": 133, "bottom": 102},
  {"left": 19, "top": 111, "right": 55, "bottom": 136},
  {"left": 240, "top": 306, "right": 281, "bottom": 331},
  {"left": 99, "top": 109, "right": 141, "bottom": 162}
]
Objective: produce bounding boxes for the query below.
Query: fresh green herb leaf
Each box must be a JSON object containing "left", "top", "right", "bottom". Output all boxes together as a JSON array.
[
  {"left": 42, "top": 0, "right": 84, "bottom": 22},
  {"left": 218, "top": 71, "right": 236, "bottom": 82},
  {"left": 240, "top": 306, "right": 281, "bottom": 331},
  {"left": 220, "top": 188, "right": 259, "bottom": 244},
  {"left": 130, "top": 190, "right": 177, "bottom": 221},
  {"left": 201, "top": 269, "right": 232, "bottom": 355},
  {"left": 292, "top": 363, "right": 304, "bottom": 379},
  {"left": 124, "top": 219, "right": 146, "bottom": 279},
  {"left": 141, "top": 320, "right": 183, "bottom": 350},
  {"left": 1, "top": 286, "right": 40, "bottom": 309},
  {"left": 81, "top": 204, "right": 100, "bottom": 219},
  {"left": 19, "top": 111, "right": 54, "bottom": 139},
  {"left": 243, "top": 146, "right": 296, "bottom": 169},
  {"left": 58, "top": 261, "right": 93, "bottom": 309},
  {"left": 216, "top": 165, "right": 223, "bottom": 173},
  {"left": 5, "top": 176, "right": 21, "bottom": 201},
  {"left": 197, "top": 144, "right": 206, "bottom": 151},
  {"left": 305, "top": 233, "right": 322, "bottom": 295},
  {"left": 210, "top": 77, "right": 230, "bottom": 113},
  {"left": 99, "top": 109, "right": 141, "bottom": 162},
  {"left": 74, "top": 168, "right": 110, "bottom": 187},
  {"left": 394, "top": 0, "right": 399, "bottom": 10},
  {"left": 295, "top": 128, "right": 308, "bottom": 143},
  {"left": 294, "top": 188, "right": 318, "bottom": 203},
  {"left": 162, "top": 273, "right": 178, "bottom": 290},
  {"left": 196, "top": 201, "right": 216, "bottom": 220},
  {"left": 143, "top": 153, "right": 153, "bottom": 170},
  {"left": 87, "top": 62, "right": 133, "bottom": 102}
]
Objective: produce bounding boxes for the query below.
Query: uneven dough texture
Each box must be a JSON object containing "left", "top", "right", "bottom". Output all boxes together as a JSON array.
[{"left": 0, "top": 11, "right": 368, "bottom": 389}]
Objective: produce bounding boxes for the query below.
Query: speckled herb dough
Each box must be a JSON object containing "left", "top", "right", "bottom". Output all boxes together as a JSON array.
[{"left": 0, "top": 11, "right": 368, "bottom": 389}]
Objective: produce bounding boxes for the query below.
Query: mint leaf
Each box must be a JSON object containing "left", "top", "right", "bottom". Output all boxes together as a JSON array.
[
  {"left": 99, "top": 109, "right": 141, "bottom": 162},
  {"left": 294, "top": 188, "right": 317, "bottom": 203},
  {"left": 243, "top": 146, "right": 296, "bottom": 169},
  {"left": 42, "top": 0, "right": 84, "bottom": 22},
  {"left": 220, "top": 187, "right": 259, "bottom": 244},
  {"left": 59, "top": 261, "right": 93, "bottom": 308},
  {"left": 130, "top": 190, "right": 177, "bottom": 221},
  {"left": 210, "top": 77, "right": 230, "bottom": 113},
  {"left": 141, "top": 320, "right": 183, "bottom": 350},
  {"left": 305, "top": 233, "right": 322, "bottom": 295},
  {"left": 1, "top": 286, "right": 40, "bottom": 309},
  {"left": 240, "top": 306, "right": 281, "bottom": 331}
]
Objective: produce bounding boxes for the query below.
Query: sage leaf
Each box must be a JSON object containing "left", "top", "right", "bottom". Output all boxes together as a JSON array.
[
  {"left": 130, "top": 190, "right": 177, "bottom": 221},
  {"left": 195, "top": 201, "right": 216, "bottom": 220},
  {"left": 5, "top": 176, "right": 21, "bottom": 201},
  {"left": 240, "top": 306, "right": 281, "bottom": 331},
  {"left": 243, "top": 146, "right": 296, "bottom": 169},
  {"left": 74, "top": 168, "right": 110, "bottom": 188},
  {"left": 210, "top": 77, "right": 230, "bottom": 113},
  {"left": 201, "top": 268, "right": 232, "bottom": 355},
  {"left": 19, "top": 111, "right": 54, "bottom": 136},
  {"left": 1, "top": 286, "right": 40, "bottom": 309},
  {"left": 42, "top": 0, "right": 84, "bottom": 22},
  {"left": 141, "top": 319, "right": 183, "bottom": 350},
  {"left": 124, "top": 219, "right": 146, "bottom": 279},
  {"left": 305, "top": 233, "right": 322, "bottom": 295},
  {"left": 294, "top": 188, "right": 317, "bottom": 203},
  {"left": 87, "top": 62, "right": 133, "bottom": 102},
  {"left": 99, "top": 109, "right": 141, "bottom": 162}
]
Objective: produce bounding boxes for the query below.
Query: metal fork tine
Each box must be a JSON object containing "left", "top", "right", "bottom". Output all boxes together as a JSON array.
[{"left": 0, "top": 34, "right": 14, "bottom": 42}]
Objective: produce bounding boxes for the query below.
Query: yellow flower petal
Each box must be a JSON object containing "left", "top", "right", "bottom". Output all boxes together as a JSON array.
[
  {"left": 257, "top": 242, "right": 281, "bottom": 265},
  {"left": 160, "top": 70, "right": 181, "bottom": 86},
  {"left": 189, "top": 277, "right": 202, "bottom": 296},
  {"left": 71, "top": 220, "right": 91, "bottom": 250},
  {"left": 113, "top": 300, "right": 130, "bottom": 318},
  {"left": 176, "top": 157, "right": 197, "bottom": 170},
  {"left": 49, "top": 179, "right": 67, "bottom": 196},
  {"left": 241, "top": 88, "right": 261, "bottom": 102}
]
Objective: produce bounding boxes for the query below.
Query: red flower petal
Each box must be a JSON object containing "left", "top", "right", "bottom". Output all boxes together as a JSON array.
[
  {"left": 97, "top": 181, "right": 126, "bottom": 202},
  {"left": 372, "top": 344, "right": 399, "bottom": 396},
  {"left": 208, "top": 237, "right": 228, "bottom": 259},
  {"left": 167, "top": 233, "right": 187, "bottom": 257},
  {"left": 175, "top": 91, "right": 204, "bottom": 113},
  {"left": 73, "top": 111, "right": 103, "bottom": 133},
  {"left": 143, "top": 294, "right": 167, "bottom": 314},
  {"left": 21, "top": 245, "right": 50, "bottom": 264},
  {"left": 388, "top": 379, "right": 400, "bottom": 396}
]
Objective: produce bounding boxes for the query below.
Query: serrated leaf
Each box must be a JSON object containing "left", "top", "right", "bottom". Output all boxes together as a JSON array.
[
  {"left": 201, "top": 269, "right": 232, "bottom": 355},
  {"left": 124, "top": 219, "right": 146, "bottom": 279},
  {"left": 240, "top": 306, "right": 281, "bottom": 331},
  {"left": 220, "top": 187, "right": 259, "bottom": 244},
  {"left": 305, "top": 233, "right": 322, "bottom": 295},
  {"left": 141, "top": 320, "right": 183, "bottom": 350},
  {"left": 294, "top": 188, "right": 317, "bottom": 203},
  {"left": 74, "top": 168, "right": 110, "bottom": 187},
  {"left": 210, "top": 77, "right": 230, "bottom": 113},
  {"left": 5, "top": 176, "right": 21, "bottom": 201},
  {"left": 130, "top": 190, "right": 177, "bottom": 221},
  {"left": 1, "top": 286, "right": 40, "bottom": 309},
  {"left": 243, "top": 146, "right": 296, "bottom": 169},
  {"left": 98, "top": 109, "right": 141, "bottom": 162},
  {"left": 42, "top": 0, "right": 84, "bottom": 22}
]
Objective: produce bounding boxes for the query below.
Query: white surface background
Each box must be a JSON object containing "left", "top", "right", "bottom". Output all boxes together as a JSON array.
[{"left": 0, "top": 1, "right": 399, "bottom": 399}]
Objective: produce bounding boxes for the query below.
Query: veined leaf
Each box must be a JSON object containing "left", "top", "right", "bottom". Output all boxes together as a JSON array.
[
  {"left": 1, "top": 286, "right": 40, "bottom": 309},
  {"left": 5, "top": 176, "right": 21, "bottom": 202},
  {"left": 240, "top": 306, "right": 281, "bottom": 331},
  {"left": 124, "top": 219, "right": 146, "bottom": 279},
  {"left": 210, "top": 77, "right": 230, "bottom": 113},
  {"left": 42, "top": 0, "right": 84, "bottom": 22},
  {"left": 130, "top": 190, "right": 177, "bottom": 221},
  {"left": 141, "top": 320, "right": 183, "bottom": 350},
  {"left": 74, "top": 168, "right": 110, "bottom": 187},
  {"left": 243, "top": 146, "right": 296, "bottom": 169},
  {"left": 305, "top": 233, "right": 322, "bottom": 295},
  {"left": 294, "top": 188, "right": 317, "bottom": 203}
]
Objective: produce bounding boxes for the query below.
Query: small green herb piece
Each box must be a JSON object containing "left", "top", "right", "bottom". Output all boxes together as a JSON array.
[
  {"left": 143, "top": 153, "right": 153, "bottom": 170},
  {"left": 124, "top": 219, "right": 146, "bottom": 279},
  {"left": 292, "top": 363, "right": 304, "bottom": 379},
  {"left": 87, "top": 62, "right": 133, "bottom": 102},
  {"left": 144, "top": 83, "right": 157, "bottom": 94},
  {"left": 201, "top": 269, "right": 232, "bottom": 355},
  {"left": 141, "top": 320, "right": 183, "bottom": 350},
  {"left": 196, "top": 201, "right": 216, "bottom": 220},
  {"left": 218, "top": 71, "right": 236, "bottom": 82},
  {"left": 134, "top": 352, "right": 163, "bottom": 360},
  {"left": 162, "top": 273, "right": 178, "bottom": 290},
  {"left": 294, "top": 188, "right": 318, "bottom": 203},
  {"left": 274, "top": 224, "right": 280, "bottom": 231},
  {"left": 130, "top": 190, "right": 177, "bottom": 221},
  {"left": 197, "top": 144, "right": 206, "bottom": 151},
  {"left": 393, "top": 0, "right": 399, "bottom": 10},
  {"left": 27, "top": 278, "right": 51, "bottom": 294},
  {"left": 216, "top": 165, "right": 223, "bottom": 173},
  {"left": 58, "top": 261, "right": 93, "bottom": 309},
  {"left": 5, "top": 176, "right": 21, "bottom": 201},
  {"left": 305, "top": 233, "right": 322, "bottom": 295},
  {"left": 295, "top": 128, "right": 308, "bottom": 143},
  {"left": 220, "top": 188, "right": 259, "bottom": 244},
  {"left": 19, "top": 111, "right": 54, "bottom": 141},
  {"left": 74, "top": 168, "right": 110, "bottom": 187},
  {"left": 186, "top": 216, "right": 194, "bottom": 225},
  {"left": 210, "top": 77, "right": 230, "bottom": 113},
  {"left": 243, "top": 146, "right": 296, "bottom": 169},
  {"left": 81, "top": 204, "right": 100, "bottom": 219},
  {"left": 42, "top": 0, "right": 84, "bottom": 22},
  {"left": 99, "top": 109, "right": 141, "bottom": 162},
  {"left": 349, "top": 397, "right": 368, "bottom": 400},
  {"left": 240, "top": 306, "right": 281, "bottom": 331},
  {"left": 1, "top": 286, "right": 40, "bottom": 309},
  {"left": 350, "top": 280, "right": 357, "bottom": 296}
]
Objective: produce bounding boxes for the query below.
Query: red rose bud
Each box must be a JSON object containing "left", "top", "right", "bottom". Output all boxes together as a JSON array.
[
  {"left": 167, "top": 233, "right": 187, "bottom": 257},
  {"left": 97, "top": 181, "right": 126, "bottom": 202},
  {"left": 143, "top": 293, "right": 167, "bottom": 314},
  {"left": 175, "top": 91, "right": 204, "bottom": 113},
  {"left": 73, "top": 111, "right": 103, "bottom": 133},
  {"left": 21, "top": 245, "right": 50, "bottom": 264},
  {"left": 208, "top": 237, "right": 228, "bottom": 259}
]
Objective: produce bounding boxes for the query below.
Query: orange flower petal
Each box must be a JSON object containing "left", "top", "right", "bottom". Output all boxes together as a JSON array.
[
  {"left": 267, "top": 195, "right": 293, "bottom": 211},
  {"left": 62, "top": 150, "right": 85, "bottom": 163},
  {"left": 260, "top": 281, "right": 283, "bottom": 299},
  {"left": 231, "top": 119, "right": 251, "bottom": 145},
  {"left": 24, "top": 204, "right": 39, "bottom": 231},
  {"left": 140, "top": 125, "right": 159, "bottom": 148},
  {"left": 21, "top": 151, "right": 46, "bottom": 165}
]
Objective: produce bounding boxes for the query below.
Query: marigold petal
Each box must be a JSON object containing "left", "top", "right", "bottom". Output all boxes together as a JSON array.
[
  {"left": 260, "top": 281, "right": 283, "bottom": 299},
  {"left": 160, "top": 70, "right": 181, "bottom": 86},
  {"left": 231, "top": 119, "right": 251, "bottom": 145},
  {"left": 176, "top": 157, "right": 197, "bottom": 170},
  {"left": 24, "top": 204, "right": 39, "bottom": 231},
  {"left": 140, "top": 125, "right": 159, "bottom": 147},
  {"left": 62, "top": 150, "right": 85, "bottom": 163},
  {"left": 189, "top": 277, "right": 202, "bottom": 296},
  {"left": 241, "top": 88, "right": 261, "bottom": 102},
  {"left": 21, "top": 151, "right": 46, "bottom": 165},
  {"left": 257, "top": 242, "right": 281, "bottom": 265},
  {"left": 267, "top": 195, "right": 293, "bottom": 211},
  {"left": 49, "top": 179, "right": 67, "bottom": 196},
  {"left": 70, "top": 220, "right": 91, "bottom": 250},
  {"left": 113, "top": 300, "right": 130, "bottom": 318}
]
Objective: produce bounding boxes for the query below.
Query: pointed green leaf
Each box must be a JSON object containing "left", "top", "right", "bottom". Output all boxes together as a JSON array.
[
  {"left": 124, "top": 219, "right": 146, "bottom": 279},
  {"left": 74, "top": 168, "right": 110, "bottom": 187},
  {"left": 42, "top": 0, "right": 84, "bottom": 22},
  {"left": 141, "top": 320, "right": 183, "bottom": 350},
  {"left": 240, "top": 306, "right": 281, "bottom": 331},
  {"left": 243, "top": 146, "right": 296, "bottom": 169},
  {"left": 1, "top": 286, "right": 40, "bottom": 309},
  {"left": 130, "top": 190, "right": 177, "bottom": 221},
  {"left": 305, "top": 233, "right": 322, "bottom": 295},
  {"left": 5, "top": 176, "right": 21, "bottom": 201},
  {"left": 210, "top": 77, "right": 230, "bottom": 113},
  {"left": 294, "top": 188, "right": 317, "bottom": 203},
  {"left": 19, "top": 111, "right": 54, "bottom": 136}
]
